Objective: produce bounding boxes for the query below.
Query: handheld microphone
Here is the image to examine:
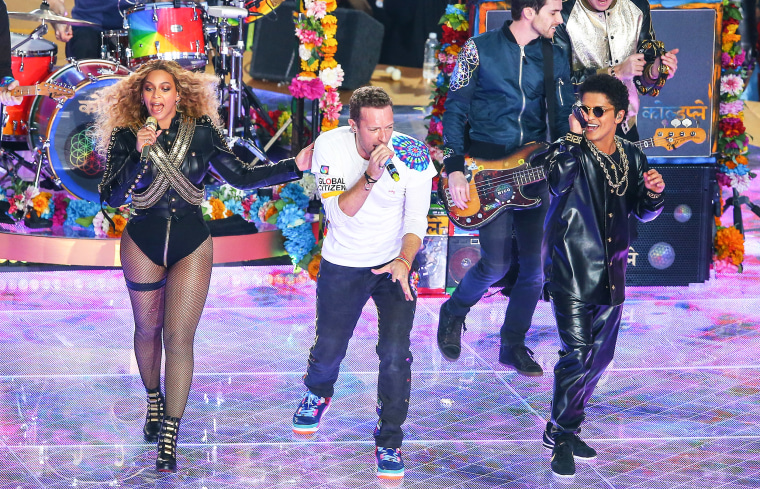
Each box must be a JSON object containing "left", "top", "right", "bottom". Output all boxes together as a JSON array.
[
  {"left": 140, "top": 116, "right": 158, "bottom": 162},
  {"left": 385, "top": 157, "right": 400, "bottom": 182}
]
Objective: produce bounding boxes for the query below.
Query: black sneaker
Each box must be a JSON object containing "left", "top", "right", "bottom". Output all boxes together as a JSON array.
[
  {"left": 499, "top": 344, "right": 543, "bottom": 376},
  {"left": 543, "top": 422, "right": 597, "bottom": 461},
  {"left": 437, "top": 301, "right": 466, "bottom": 361},
  {"left": 551, "top": 434, "right": 576, "bottom": 478}
]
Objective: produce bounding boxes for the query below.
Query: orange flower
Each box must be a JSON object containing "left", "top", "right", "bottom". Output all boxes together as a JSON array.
[
  {"left": 321, "top": 117, "right": 339, "bottom": 131},
  {"left": 322, "top": 37, "right": 338, "bottom": 55},
  {"left": 32, "top": 192, "right": 51, "bottom": 216},
  {"left": 263, "top": 205, "right": 277, "bottom": 221},
  {"left": 321, "top": 57, "right": 337, "bottom": 70},
  {"left": 210, "top": 197, "right": 227, "bottom": 220},
  {"left": 298, "top": 71, "right": 317, "bottom": 79},
  {"left": 444, "top": 45, "right": 461, "bottom": 56},
  {"left": 715, "top": 226, "right": 745, "bottom": 265},
  {"left": 324, "top": 0, "right": 337, "bottom": 12},
  {"left": 725, "top": 24, "right": 739, "bottom": 35},
  {"left": 724, "top": 159, "right": 738, "bottom": 169},
  {"left": 307, "top": 253, "right": 322, "bottom": 281},
  {"left": 322, "top": 15, "right": 337, "bottom": 38},
  {"left": 107, "top": 214, "right": 127, "bottom": 238},
  {"left": 735, "top": 154, "right": 748, "bottom": 166}
]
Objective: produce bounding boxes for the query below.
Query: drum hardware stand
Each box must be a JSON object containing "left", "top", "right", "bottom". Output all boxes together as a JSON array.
[{"left": 724, "top": 187, "right": 760, "bottom": 236}]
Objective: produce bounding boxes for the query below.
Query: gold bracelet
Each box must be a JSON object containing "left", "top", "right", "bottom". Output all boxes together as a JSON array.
[
  {"left": 647, "top": 190, "right": 663, "bottom": 199},
  {"left": 394, "top": 256, "right": 411, "bottom": 272}
]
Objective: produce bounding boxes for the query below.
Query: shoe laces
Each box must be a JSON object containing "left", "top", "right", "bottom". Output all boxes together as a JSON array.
[
  {"left": 377, "top": 447, "right": 401, "bottom": 463},
  {"left": 298, "top": 392, "right": 322, "bottom": 417}
]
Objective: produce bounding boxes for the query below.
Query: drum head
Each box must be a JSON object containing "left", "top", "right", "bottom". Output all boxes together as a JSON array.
[
  {"left": 46, "top": 77, "right": 125, "bottom": 203},
  {"left": 10, "top": 32, "right": 57, "bottom": 57}
]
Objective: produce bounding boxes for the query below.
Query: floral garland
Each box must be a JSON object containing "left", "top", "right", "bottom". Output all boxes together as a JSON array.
[
  {"left": 714, "top": 0, "right": 752, "bottom": 272},
  {"left": 425, "top": 4, "right": 470, "bottom": 168},
  {"left": 251, "top": 103, "right": 293, "bottom": 145},
  {"left": 288, "top": 0, "right": 344, "bottom": 132}
]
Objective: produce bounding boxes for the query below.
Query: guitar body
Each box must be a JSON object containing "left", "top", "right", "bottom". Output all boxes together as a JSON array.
[{"left": 439, "top": 142, "right": 548, "bottom": 230}]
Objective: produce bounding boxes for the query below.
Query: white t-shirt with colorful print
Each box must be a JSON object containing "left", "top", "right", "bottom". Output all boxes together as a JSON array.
[{"left": 313, "top": 126, "right": 436, "bottom": 268}]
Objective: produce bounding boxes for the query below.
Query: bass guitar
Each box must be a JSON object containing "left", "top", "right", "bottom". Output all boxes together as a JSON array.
[{"left": 439, "top": 127, "right": 706, "bottom": 230}]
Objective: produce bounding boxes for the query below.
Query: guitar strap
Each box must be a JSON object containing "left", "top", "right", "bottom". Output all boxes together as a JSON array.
[{"left": 541, "top": 38, "right": 558, "bottom": 142}]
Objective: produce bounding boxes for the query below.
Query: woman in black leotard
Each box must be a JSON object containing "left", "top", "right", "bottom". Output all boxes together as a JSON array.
[{"left": 95, "top": 60, "right": 312, "bottom": 473}]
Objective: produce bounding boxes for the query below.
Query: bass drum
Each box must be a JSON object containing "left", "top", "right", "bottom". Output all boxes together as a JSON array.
[{"left": 28, "top": 60, "right": 131, "bottom": 203}]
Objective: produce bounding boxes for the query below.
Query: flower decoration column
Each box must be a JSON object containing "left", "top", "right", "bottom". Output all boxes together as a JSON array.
[
  {"left": 425, "top": 4, "right": 470, "bottom": 168},
  {"left": 289, "top": 0, "right": 344, "bottom": 132},
  {"left": 714, "top": 0, "right": 755, "bottom": 272}
]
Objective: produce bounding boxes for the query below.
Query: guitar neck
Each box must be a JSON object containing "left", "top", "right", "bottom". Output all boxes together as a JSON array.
[
  {"left": 9, "top": 86, "right": 44, "bottom": 97},
  {"left": 634, "top": 137, "right": 654, "bottom": 150}
]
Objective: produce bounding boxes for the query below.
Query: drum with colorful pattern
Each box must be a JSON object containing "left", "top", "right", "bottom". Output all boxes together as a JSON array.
[{"left": 126, "top": 2, "right": 207, "bottom": 70}]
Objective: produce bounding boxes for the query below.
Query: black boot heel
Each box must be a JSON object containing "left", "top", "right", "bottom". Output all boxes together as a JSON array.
[
  {"left": 156, "top": 416, "right": 181, "bottom": 473},
  {"left": 143, "top": 389, "right": 164, "bottom": 443}
]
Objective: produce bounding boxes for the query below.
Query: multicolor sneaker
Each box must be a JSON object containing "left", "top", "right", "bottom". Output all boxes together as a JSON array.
[
  {"left": 292, "top": 391, "right": 331, "bottom": 435},
  {"left": 375, "top": 447, "right": 404, "bottom": 480}
]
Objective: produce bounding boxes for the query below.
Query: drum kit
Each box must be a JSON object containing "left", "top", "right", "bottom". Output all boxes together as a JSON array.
[{"left": 1, "top": 0, "right": 285, "bottom": 204}]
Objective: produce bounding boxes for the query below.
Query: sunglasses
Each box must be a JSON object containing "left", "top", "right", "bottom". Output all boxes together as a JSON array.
[{"left": 577, "top": 104, "right": 615, "bottom": 118}]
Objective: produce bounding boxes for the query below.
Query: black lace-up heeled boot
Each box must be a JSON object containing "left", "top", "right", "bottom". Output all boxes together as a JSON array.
[
  {"left": 143, "top": 389, "right": 164, "bottom": 443},
  {"left": 156, "top": 416, "right": 181, "bottom": 472}
]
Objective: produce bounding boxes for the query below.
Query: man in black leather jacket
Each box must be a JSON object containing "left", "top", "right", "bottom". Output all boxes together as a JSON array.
[
  {"left": 553, "top": 0, "right": 678, "bottom": 141},
  {"left": 437, "top": 0, "right": 574, "bottom": 376},
  {"left": 539, "top": 74, "right": 664, "bottom": 478}
]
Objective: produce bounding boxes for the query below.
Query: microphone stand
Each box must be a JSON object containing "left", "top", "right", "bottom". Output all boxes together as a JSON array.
[{"left": 724, "top": 187, "right": 760, "bottom": 235}]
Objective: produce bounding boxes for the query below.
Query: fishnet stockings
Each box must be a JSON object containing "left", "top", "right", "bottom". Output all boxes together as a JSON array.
[{"left": 121, "top": 228, "right": 213, "bottom": 418}]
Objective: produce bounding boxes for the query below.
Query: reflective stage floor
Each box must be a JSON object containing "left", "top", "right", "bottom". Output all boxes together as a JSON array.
[{"left": 1, "top": 250, "right": 760, "bottom": 489}]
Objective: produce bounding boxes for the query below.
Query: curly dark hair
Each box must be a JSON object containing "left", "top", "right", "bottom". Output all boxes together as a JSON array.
[
  {"left": 578, "top": 74, "right": 629, "bottom": 116},
  {"left": 511, "top": 0, "right": 549, "bottom": 20},
  {"left": 349, "top": 86, "right": 393, "bottom": 123}
]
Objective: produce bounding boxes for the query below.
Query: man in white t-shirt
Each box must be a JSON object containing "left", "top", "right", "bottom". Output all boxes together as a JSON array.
[{"left": 291, "top": 86, "right": 435, "bottom": 483}]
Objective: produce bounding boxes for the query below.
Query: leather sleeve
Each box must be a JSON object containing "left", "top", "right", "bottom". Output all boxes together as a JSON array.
[
  {"left": 541, "top": 134, "right": 584, "bottom": 197},
  {"left": 204, "top": 120, "right": 303, "bottom": 190},
  {"left": 100, "top": 128, "right": 146, "bottom": 207},
  {"left": 630, "top": 147, "right": 664, "bottom": 222}
]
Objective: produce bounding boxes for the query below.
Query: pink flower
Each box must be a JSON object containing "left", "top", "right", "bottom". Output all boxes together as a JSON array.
[
  {"left": 430, "top": 120, "right": 443, "bottom": 135},
  {"left": 735, "top": 51, "right": 746, "bottom": 65},
  {"left": 712, "top": 256, "right": 739, "bottom": 273},
  {"left": 720, "top": 100, "right": 744, "bottom": 116},
  {"left": 306, "top": 0, "right": 327, "bottom": 19},
  {"left": 323, "top": 105, "right": 341, "bottom": 121},
  {"left": 721, "top": 52, "right": 732, "bottom": 67},
  {"left": 720, "top": 74, "right": 743, "bottom": 96},
  {"left": 429, "top": 146, "right": 444, "bottom": 163},
  {"left": 296, "top": 28, "right": 323, "bottom": 46},
  {"left": 289, "top": 77, "right": 325, "bottom": 100}
]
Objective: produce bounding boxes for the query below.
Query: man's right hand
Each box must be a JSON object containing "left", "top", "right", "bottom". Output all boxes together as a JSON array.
[
  {"left": 447, "top": 170, "right": 470, "bottom": 210},
  {"left": 54, "top": 23, "right": 73, "bottom": 43},
  {"left": 368, "top": 143, "right": 392, "bottom": 182},
  {"left": 614, "top": 53, "right": 646, "bottom": 80}
]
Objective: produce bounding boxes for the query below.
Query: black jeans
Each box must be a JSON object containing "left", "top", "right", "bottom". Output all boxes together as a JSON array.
[
  {"left": 447, "top": 194, "right": 548, "bottom": 346},
  {"left": 549, "top": 289, "right": 622, "bottom": 434},
  {"left": 304, "top": 259, "right": 416, "bottom": 448}
]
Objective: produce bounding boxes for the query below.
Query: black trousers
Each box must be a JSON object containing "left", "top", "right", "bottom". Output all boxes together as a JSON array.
[
  {"left": 548, "top": 288, "right": 623, "bottom": 434},
  {"left": 304, "top": 259, "right": 417, "bottom": 448}
]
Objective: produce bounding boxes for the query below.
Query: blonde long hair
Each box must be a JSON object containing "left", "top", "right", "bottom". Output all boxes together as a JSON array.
[{"left": 93, "top": 60, "right": 222, "bottom": 154}]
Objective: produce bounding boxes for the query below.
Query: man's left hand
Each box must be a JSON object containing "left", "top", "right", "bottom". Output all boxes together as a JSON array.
[
  {"left": 372, "top": 260, "right": 414, "bottom": 301},
  {"left": 653, "top": 48, "right": 679, "bottom": 79},
  {"left": 0, "top": 80, "right": 22, "bottom": 106},
  {"left": 644, "top": 169, "right": 665, "bottom": 193}
]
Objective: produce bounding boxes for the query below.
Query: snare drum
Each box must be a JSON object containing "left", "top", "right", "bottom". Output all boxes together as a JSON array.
[
  {"left": 126, "top": 2, "right": 207, "bottom": 70},
  {"left": 28, "top": 60, "right": 131, "bottom": 202},
  {"left": 3, "top": 33, "right": 57, "bottom": 143}
]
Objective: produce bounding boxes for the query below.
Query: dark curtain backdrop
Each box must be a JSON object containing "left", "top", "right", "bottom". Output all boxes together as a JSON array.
[{"left": 372, "top": 0, "right": 450, "bottom": 68}]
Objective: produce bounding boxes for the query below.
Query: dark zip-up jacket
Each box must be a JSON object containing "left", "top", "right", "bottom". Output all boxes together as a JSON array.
[
  {"left": 442, "top": 21, "right": 575, "bottom": 174},
  {"left": 540, "top": 134, "right": 664, "bottom": 306}
]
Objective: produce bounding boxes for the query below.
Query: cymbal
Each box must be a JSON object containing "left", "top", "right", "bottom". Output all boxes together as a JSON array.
[{"left": 8, "top": 9, "right": 100, "bottom": 26}]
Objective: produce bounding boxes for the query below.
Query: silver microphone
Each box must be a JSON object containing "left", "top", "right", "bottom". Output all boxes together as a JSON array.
[
  {"left": 140, "top": 116, "right": 158, "bottom": 162},
  {"left": 207, "top": 6, "right": 248, "bottom": 19}
]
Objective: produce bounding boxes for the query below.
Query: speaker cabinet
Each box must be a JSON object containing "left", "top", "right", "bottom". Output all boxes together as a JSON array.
[
  {"left": 626, "top": 164, "right": 716, "bottom": 286},
  {"left": 249, "top": 3, "right": 384, "bottom": 89},
  {"left": 418, "top": 235, "right": 448, "bottom": 295},
  {"left": 446, "top": 236, "right": 482, "bottom": 289}
]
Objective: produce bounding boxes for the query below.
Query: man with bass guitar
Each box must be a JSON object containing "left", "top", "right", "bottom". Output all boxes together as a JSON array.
[{"left": 437, "top": 0, "right": 573, "bottom": 375}]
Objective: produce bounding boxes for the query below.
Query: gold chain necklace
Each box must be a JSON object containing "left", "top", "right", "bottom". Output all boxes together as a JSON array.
[{"left": 588, "top": 137, "right": 629, "bottom": 196}]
